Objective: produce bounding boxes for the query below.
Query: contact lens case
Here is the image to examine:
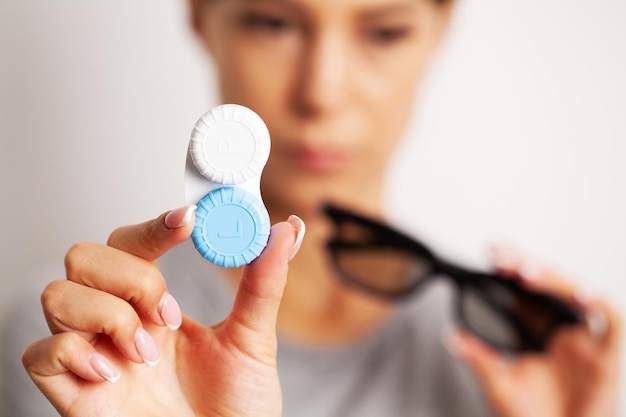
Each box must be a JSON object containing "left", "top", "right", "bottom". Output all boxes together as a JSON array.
[{"left": 184, "top": 104, "right": 271, "bottom": 267}]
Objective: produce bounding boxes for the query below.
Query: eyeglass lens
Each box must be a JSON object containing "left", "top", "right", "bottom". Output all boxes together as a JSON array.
[
  {"left": 460, "top": 286, "right": 525, "bottom": 350},
  {"left": 334, "top": 247, "right": 431, "bottom": 295},
  {"left": 325, "top": 204, "right": 581, "bottom": 352}
]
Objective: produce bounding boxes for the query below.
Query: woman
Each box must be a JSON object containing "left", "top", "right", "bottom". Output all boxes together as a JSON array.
[{"left": 19, "top": 0, "right": 622, "bottom": 416}]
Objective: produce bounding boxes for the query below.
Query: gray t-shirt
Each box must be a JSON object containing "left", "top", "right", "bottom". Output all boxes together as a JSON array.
[{"left": 2, "top": 240, "right": 494, "bottom": 417}]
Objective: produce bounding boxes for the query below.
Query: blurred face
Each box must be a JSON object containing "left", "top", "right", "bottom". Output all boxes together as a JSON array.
[{"left": 191, "top": 0, "right": 451, "bottom": 217}]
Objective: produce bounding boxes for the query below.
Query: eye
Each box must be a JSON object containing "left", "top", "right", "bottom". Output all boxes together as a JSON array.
[
  {"left": 241, "top": 12, "right": 295, "bottom": 33},
  {"left": 366, "top": 26, "right": 411, "bottom": 45}
]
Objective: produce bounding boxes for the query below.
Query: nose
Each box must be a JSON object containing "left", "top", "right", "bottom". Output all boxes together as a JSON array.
[{"left": 292, "top": 30, "right": 351, "bottom": 117}]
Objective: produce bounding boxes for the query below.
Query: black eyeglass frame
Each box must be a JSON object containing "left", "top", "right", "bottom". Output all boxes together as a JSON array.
[{"left": 323, "top": 204, "right": 583, "bottom": 353}]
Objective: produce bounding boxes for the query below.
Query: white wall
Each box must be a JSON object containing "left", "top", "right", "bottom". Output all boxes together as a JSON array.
[
  {"left": 1, "top": 0, "right": 625, "bottom": 412},
  {"left": 0, "top": 0, "right": 215, "bottom": 310}
]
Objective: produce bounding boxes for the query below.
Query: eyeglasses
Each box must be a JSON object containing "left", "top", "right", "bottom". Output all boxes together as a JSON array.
[{"left": 323, "top": 204, "right": 582, "bottom": 353}]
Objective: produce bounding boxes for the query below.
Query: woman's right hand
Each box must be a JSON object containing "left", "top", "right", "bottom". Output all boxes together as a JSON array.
[{"left": 22, "top": 205, "right": 304, "bottom": 417}]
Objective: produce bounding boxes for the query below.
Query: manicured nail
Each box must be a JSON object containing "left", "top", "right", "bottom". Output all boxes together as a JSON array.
[
  {"left": 440, "top": 326, "right": 459, "bottom": 358},
  {"left": 287, "top": 215, "right": 306, "bottom": 262},
  {"left": 519, "top": 259, "right": 543, "bottom": 282},
  {"left": 574, "top": 287, "right": 606, "bottom": 339},
  {"left": 490, "top": 244, "right": 519, "bottom": 271},
  {"left": 159, "top": 292, "right": 183, "bottom": 331},
  {"left": 135, "top": 328, "right": 160, "bottom": 367},
  {"left": 89, "top": 352, "right": 121, "bottom": 384},
  {"left": 575, "top": 285, "right": 597, "bottom": 306},
  {"left": 586, "top": 309, "right": 608, "bottom": 340},
  {"left": 165, "top": 205, "right": 197, "bottom": 229}
]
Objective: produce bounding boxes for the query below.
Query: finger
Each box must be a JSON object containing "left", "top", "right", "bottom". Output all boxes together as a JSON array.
[
  {"left": 22, "top": 333, "right": 121, "bottom": 403},
  {"left": 504, "top": 260, "right": 615, "bottom": 343},
  {"left": 490, "top": 244, "right": 580, "bottom": 304},
  {"left": 547, "top": 301, "right": 622, "bottom": 413},
  {"left": 444, "top": 329, "right": 519, "bottom": 415},
  {"left": 41, "top": 280, "right": 160, "bottom": 365},
  {"left": 107, "top": 205, "right": 196, "bottom": 262},
  {"left": 225, "top": 216, "right": 305, "bottom": 361},
  {"left": 64, "top": 242, "right": 181, "bottom": 329},
  {"left": 576, "top": 296, "right": 622, "bottom": 352},
  {"left": 499, "top": 258, "right": 596, "bottom": 342},
  {"left": 489, "top": 244, "right": 523, "bottom": 277},
  {"left": 492, "top": 246, "right": 619, "bottom": 352},
  {"left": 445, "top": 328, "right": 510, "bottom": 383}
]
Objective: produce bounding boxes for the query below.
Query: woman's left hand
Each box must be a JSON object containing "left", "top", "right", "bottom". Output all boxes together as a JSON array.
[{"left": 448, "top": 247, "right": 622, "bottom": 417}]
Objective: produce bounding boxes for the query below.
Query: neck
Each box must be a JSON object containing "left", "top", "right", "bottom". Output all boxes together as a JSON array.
[
  {"left": 277, "top": 226, "right": 391, "bottom": 346},
  {"left": 261, "top": 185, "right": 391, "bottom": 346}
]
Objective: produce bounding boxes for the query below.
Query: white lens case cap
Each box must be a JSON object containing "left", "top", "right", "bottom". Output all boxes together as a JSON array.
[{"left": 184, "top": 104, "right": 271, "bottom": 268}]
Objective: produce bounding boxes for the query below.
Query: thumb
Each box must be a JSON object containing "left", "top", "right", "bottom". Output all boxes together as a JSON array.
[
  {"left": 447, "top": 330, "right": 520, "bottom": 416},
  {"left": 448, "top": 330, "right": 508, "bottom": 384},
  {"left": 225, "top": 216, "right": 305, "bottom": 358}
]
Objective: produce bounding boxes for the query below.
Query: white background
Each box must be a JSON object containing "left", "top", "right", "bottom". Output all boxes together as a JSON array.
[{"left": 1, "top": 0, "right": 625, "bottom": 413}]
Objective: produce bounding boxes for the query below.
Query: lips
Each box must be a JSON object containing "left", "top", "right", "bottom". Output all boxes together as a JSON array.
[{"left": 289, "top": 146, "right": 351, "bottom": 173}]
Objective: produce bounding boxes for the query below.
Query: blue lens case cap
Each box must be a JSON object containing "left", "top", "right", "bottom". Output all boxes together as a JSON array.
[{"left": 192, "top": 187, "right": 270, "bottom": 268}]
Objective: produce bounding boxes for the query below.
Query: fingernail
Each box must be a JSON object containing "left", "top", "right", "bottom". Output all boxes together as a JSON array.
[
  {"left": 490, "top": 244, "right": 520, "bottom": 272},
  {"left": 574, "top": 285, "right": 597, "bottom": 306},
  {"left": 441, "top": 326, "right": 459, "bottom": 358},
  {"left": 519, "top": 259, "right": 543, "bottom": 282},
  {"left": 287, "top": 215, "right": 306, "bottom": 262},
  {"left": 165, "top": 205, "right": 197, "bottom": 229},
  {"left": 159, "top": 292, "right": 183, "bottom": 331},
  {"left": 574, "top": 287, "right": 607, "bottom": 339},
  {"left": 441, "top": 325, "right": 468, "bottom": 359},
  {"left": 135, "top": 328, "right": 160, "bottom": 367},
  {"left": 586, "top": 308, "right": 608, "bottom": 340},
  {"left": 89, "top": 352, "right": 121, "bottom": 383}
]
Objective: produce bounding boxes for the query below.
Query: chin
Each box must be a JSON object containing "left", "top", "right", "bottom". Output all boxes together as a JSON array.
[
  {"left": 261, "top": 168, "right": 381, "bottom": 222},
  {"left": 262, "top": 178, "right": 329, "bottom": 217}
]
